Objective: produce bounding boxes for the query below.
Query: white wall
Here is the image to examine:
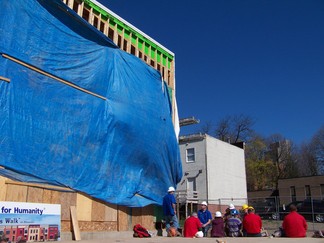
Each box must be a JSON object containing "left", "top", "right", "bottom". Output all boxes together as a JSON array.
[{"left": 206, "top": 135, "right": 247, "bottom": 206}]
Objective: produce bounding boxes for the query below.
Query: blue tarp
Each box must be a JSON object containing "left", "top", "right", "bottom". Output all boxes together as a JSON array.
[{"left": 0, "top": 0, "right": 182, "bottom": 206}]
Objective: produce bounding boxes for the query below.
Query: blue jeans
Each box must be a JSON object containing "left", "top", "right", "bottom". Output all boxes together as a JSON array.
[
  {"left": 164, "top": 215, "right": 179, "bottom": 231},
  {"left": 202, "top": 224, "right": 211, "bottom": 237}
]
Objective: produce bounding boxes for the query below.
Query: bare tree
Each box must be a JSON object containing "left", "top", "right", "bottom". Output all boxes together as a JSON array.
[
  {"left": 266, "top": 134, "right": 299, "bottom": 190},
  {"left": 311, "top": 125, "right": 324, "bottom": 173},
  {"left": 215, "top": 116, "right": 231, "bottom": 142},
  {"left": 231, "top": 114, "right": 255, "bottom": 143},
  {"left": 214, "top": 114, "right": 255, "bottom": 143},
  {"left": 198, "top": 120, "right": 214, "bottom": 134},
  {"left": 298, "top": 143, "right": 319, "bottom": 176}
]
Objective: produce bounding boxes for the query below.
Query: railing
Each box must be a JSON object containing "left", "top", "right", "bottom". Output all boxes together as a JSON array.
[
  {"left": 175, "top": 190, "right": 199, "bottom": 221},
  {"left": 175, "top": 190, "right": 199, "bottom": 203}
]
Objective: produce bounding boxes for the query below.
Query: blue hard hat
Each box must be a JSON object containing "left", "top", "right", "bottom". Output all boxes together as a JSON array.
[{"left": 230, "top": 209, "right": 239, "bottom": 215}]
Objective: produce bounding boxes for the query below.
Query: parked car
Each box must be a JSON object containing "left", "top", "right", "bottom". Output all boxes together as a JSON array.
[
  {"left": 272, "top": 199, "right": 324, "bottom": 222},
  {"left": 248, "top": 198, "right": 277, "bottom": 220}
]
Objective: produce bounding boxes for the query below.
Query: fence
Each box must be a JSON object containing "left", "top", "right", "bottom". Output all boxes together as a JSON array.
[{"left": 175, "top": 195, "right": 324, "bottom": 231}]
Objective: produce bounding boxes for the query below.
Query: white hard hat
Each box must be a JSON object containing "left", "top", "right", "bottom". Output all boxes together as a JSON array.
[
  {"left": 195, "top": 231, "right": 203, "bottom": 238},
  {"left": 168, "top": 186, "right": 175, "bottom": 192},
  {"left": 229, "top": 203, "right": 235, "bottom": 209},
  {"left": 201, "top": 201, "right": 208, "bottom": 206},
  {"left": 215, "top": 211, "right": 222, "bottom": 217}
]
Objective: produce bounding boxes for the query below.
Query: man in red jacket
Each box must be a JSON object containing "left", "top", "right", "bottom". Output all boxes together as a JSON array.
[
  {"left": 282, "top": 204, "right": 307, "bottom": 237},
  {"left": 183, "top": 212, "right": 203, "bottom": 238},
  {"left": 242, "top": 206, "right": 262, "bottom": 237}
]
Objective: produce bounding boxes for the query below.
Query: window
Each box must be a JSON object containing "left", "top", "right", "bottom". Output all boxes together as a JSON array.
[
  {"left": 305, "top": 185, "right": 311, "bottom": 199},
  {"left": 186, "top": 148, "right": 195, "bottom": 163},
  {"left": 290, "top": 186, "right": 296, "bottom": 202},
  {"left": 187, "top": 178, "right": 196, "bottom": 190}
]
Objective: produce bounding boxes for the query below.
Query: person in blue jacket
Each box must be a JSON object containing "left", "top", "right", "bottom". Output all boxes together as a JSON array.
[
  {"left": 162, "top": 186, "right": 179, "bottom": 234},
  {"left": 198, "top": 201, "right": 212, "bottom": 237}
]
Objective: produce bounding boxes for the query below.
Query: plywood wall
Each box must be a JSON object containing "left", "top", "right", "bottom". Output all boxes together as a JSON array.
[{"left": 0, "top": 176, "right": 155, "bottom": 232}]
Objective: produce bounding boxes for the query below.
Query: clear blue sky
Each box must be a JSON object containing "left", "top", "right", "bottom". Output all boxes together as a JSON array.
[{"left": 98, "top": 0, "right": 324, "bottom": 144}]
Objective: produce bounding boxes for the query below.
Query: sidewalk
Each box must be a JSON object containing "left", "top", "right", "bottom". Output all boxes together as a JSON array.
[{"left": 61, "top": 232, "right": 324, "bottom": 243}]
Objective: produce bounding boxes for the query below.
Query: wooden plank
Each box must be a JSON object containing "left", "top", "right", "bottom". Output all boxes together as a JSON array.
[
  {"left": 2, "top": 53, "right": 106, "bottom": 100},
  {"left": 0, "top": 176, "right": 8, "bottom": 201},
  {"left": 6, "top": 184, "right": 27, "bottom": 202},
  {"left": 76, "top": 193, "right": 92, "bottom": 221},
  {"left": 104, "top": 203, "right": 117, "bottom": 222},
  {"left": 50, "top": 190, "right": 61, "bottom": 204},
  {"left": 92, "top": 200, "right": 105, "bottom": 222},
  {"left": 42, "top": 189, "right": 52, "bottom": 204},
  {"left": 70, "top": 206, "right": 81, "bottom": 241},
  {"left": 27, "top": 187, "right": 43, "bottom": 203},
  {"left": 60, "top": 192, "right": 77, "bottom": 221},
  {"left": 5, "top": 180, "right": 74, "bottom": 192},
  {"left": 117, "top": 206, "right": 130, "bottom": 231},
  {"left": 141, "top": 205, "right": 154, "bottom": 230},
  {"left": 132, "top": 207, "right": 142, "bottom": 226},
  {"left": 0, "top": 76, "right": 10, "bottom": 82}
]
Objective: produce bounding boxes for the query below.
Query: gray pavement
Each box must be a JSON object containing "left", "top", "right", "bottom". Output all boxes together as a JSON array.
[{"left": 61, "top": 231, "right": 324, "bottom": 243}]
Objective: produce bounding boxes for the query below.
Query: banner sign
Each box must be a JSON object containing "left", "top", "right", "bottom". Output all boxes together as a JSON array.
[{"left": 0, "top": 201, "right": 61, "bottom": 241}]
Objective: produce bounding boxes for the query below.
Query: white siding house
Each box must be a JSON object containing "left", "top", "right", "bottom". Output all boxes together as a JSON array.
[{"left": 178, "top": 133, "right": 247, "bottom": 212}]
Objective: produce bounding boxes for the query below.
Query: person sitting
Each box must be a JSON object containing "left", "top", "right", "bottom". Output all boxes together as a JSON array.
[
  {"left": 282, "top": 204, "right": 307, "bottom": 237},
  {"left": 226, "top": 209, "right": 242, "bottom": 237},
  {"left": 242, "top": 206, "right": 262, "bottom": 237},
  {"left": 198, "top": 201, "right": 212, "bottom": 237},
  {"left": 211, "top": 211, "right": 225, "bottom": 237},
  {"left": 183, "top": 212, "right": 203, "bottom": 238}
]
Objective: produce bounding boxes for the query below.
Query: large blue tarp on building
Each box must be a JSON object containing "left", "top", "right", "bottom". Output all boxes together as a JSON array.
[{"left": 0, "top": 0, "right": 182, "bottom": 206}]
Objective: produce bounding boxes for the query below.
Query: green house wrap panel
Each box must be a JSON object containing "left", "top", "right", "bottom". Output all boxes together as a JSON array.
[
  {"left": 151, "top": 47, "right": 155, "bottom": 59},
  {"left": 144, "top": 43, "right": 149, "bottom": 55},
  {"left": 131, "top": 35, "right": 136, "bottom": 45},
  {"left": 168, "top": 58, "right": 171, "bottom": 69},
  {"left": 124, "top": 30, "right": 130, "bottom": 39},
  {"left": 117, "top": 25, "right": 123, "bottom": 34},
  {"left": 138, "top": 39, "right": 143, "bottom": 50},
  {"left": 157, "top": 51, "right": 161, "bottom": 63},
  {"left": 162, "top": 55, "right": 166, "bottom": 66},
  {"left": 83, "top": 0, "right": 174, "bottom": 63},
  {"left": 109, "top": 19, "right": 115, "bottom": 27}
]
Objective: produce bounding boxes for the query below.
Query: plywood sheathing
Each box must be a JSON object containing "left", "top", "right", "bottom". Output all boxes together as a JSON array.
[
  {"left": 132, "top": 206, "right": 154, "bottom": 230},
  {"left": 105, "top": 203, "right": 118, "bottom": 221},
  {"left": 117, "top": 206, "right": 130, "bottom": 231},
  {"left": 76, "top": 193, "right": 92, "bottom": 221},
  {"left": 61, "top": 192, "right": 77, "bottom": 221},
  {"left": 0, "top": 176, "right": 8, "bottom": 201},
  {"left": 1, "top": 177, "right": 153, "bottom": 233},
  {"left": 6, "top": 184, "right": 28, "bottom": 201},
  {"left": 27, "top": 187, "right": 43, "bottom": 203},
  {"left": 78, "top": 221, "right": 117, "bottom": 231}
]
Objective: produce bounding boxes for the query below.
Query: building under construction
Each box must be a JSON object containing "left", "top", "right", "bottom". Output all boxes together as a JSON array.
[{"left": 0, "top": 0, "right": 182, "bottom": 240}]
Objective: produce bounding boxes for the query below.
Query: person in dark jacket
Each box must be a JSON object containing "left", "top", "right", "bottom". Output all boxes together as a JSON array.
[{"left": 211, "top": 211, "right": 225, "bottom": 237}]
